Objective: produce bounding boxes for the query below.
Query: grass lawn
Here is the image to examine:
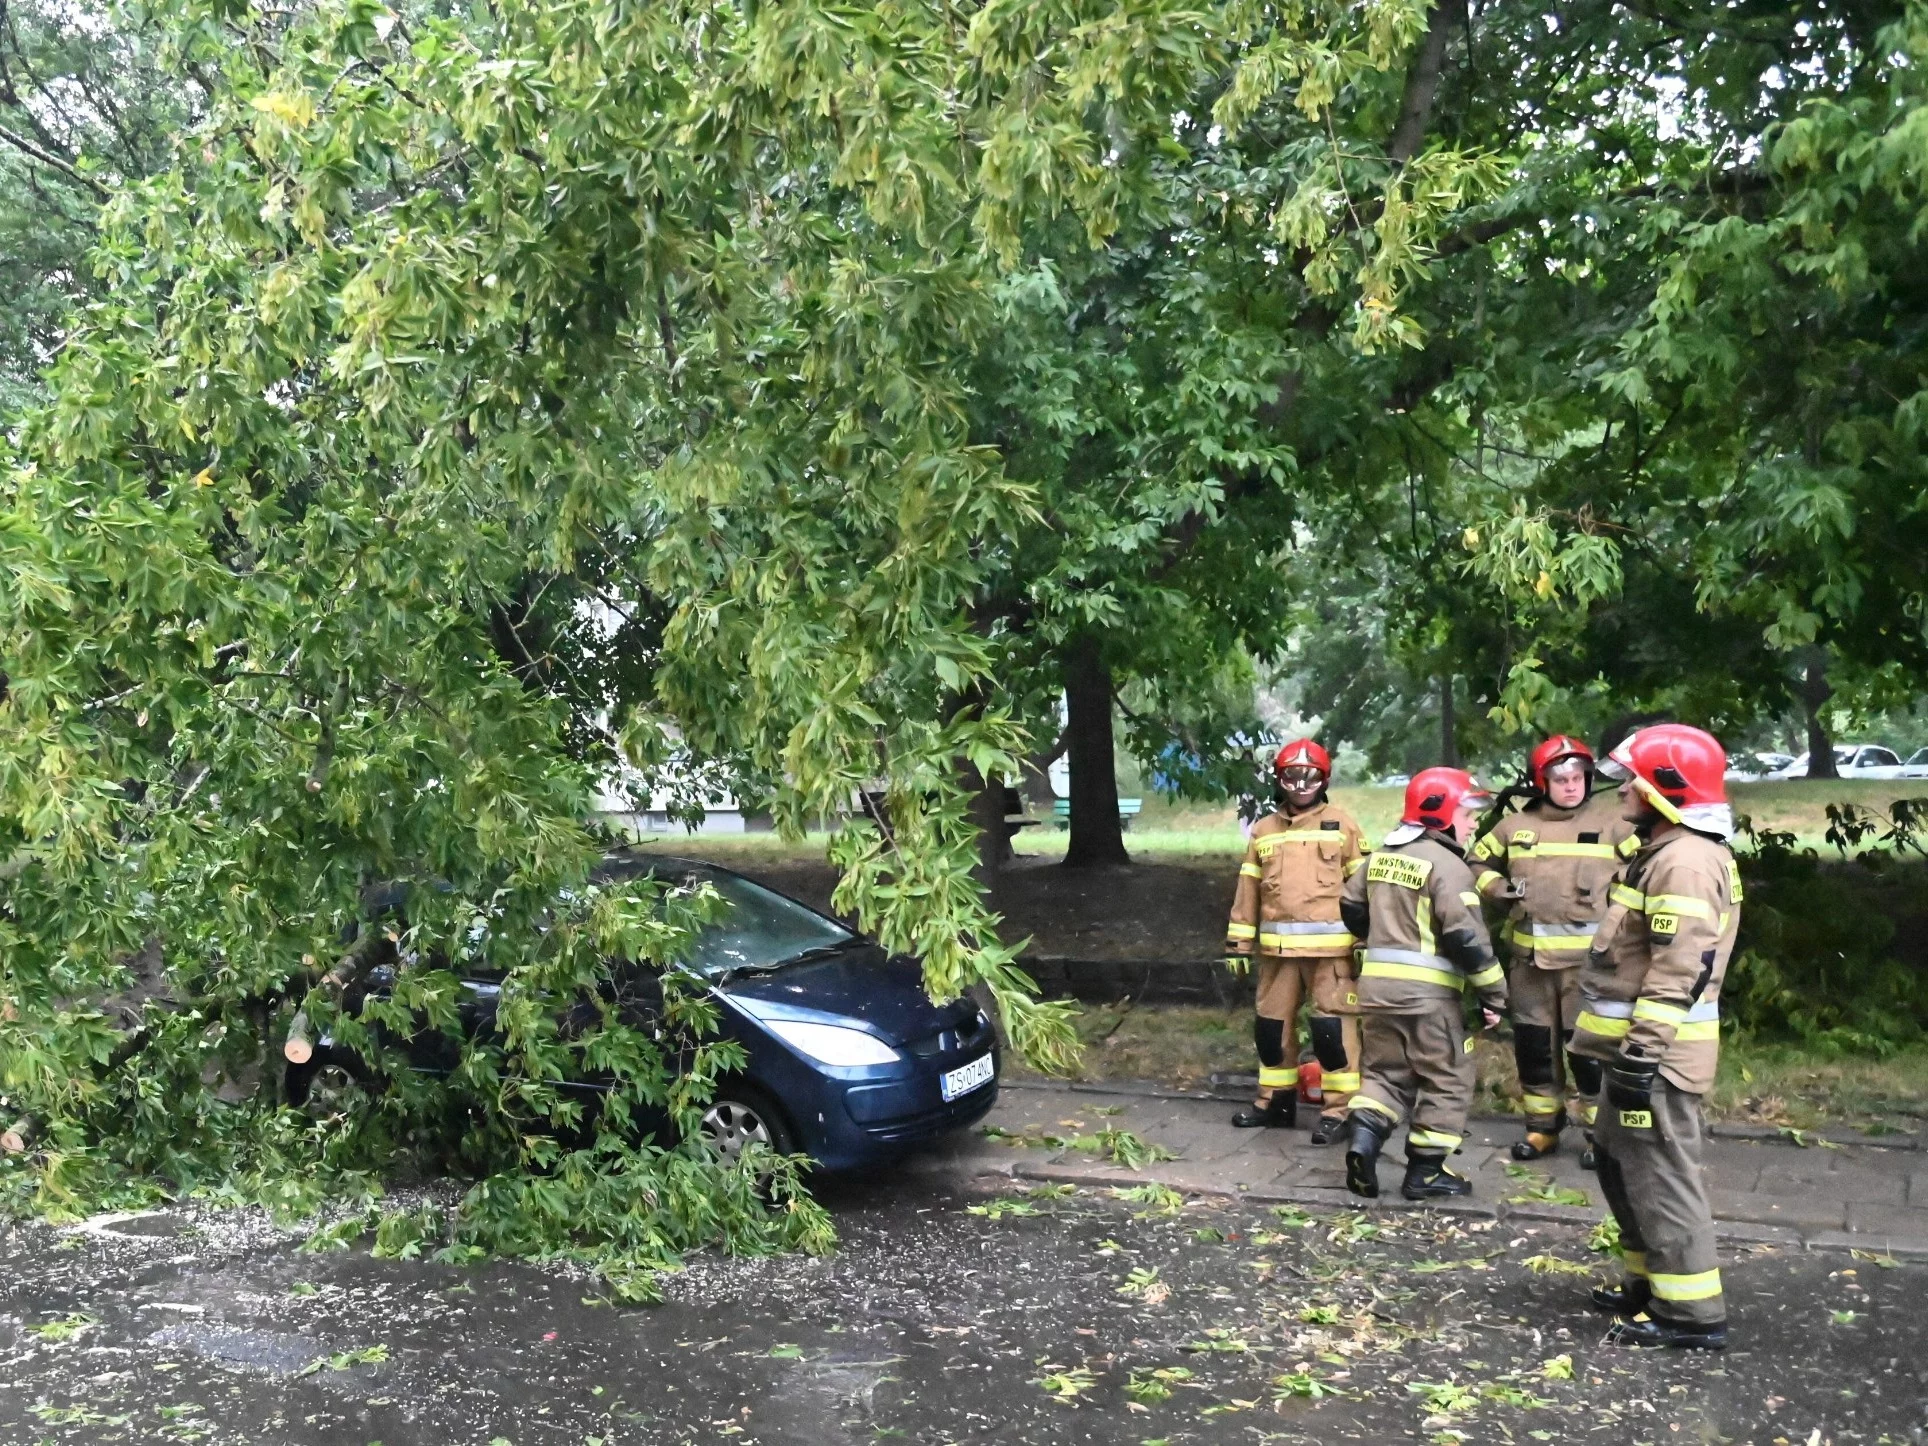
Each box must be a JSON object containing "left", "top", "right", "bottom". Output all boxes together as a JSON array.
[
  {"left": 629, "top": 777, "right": 1928, "bottom": 870},
  {"left": 1008, "top": 778, "right": 1928, "bottom": 862},
  {"left": 1021, "top": 1001, "right": 1928, "bottom": 1134}
]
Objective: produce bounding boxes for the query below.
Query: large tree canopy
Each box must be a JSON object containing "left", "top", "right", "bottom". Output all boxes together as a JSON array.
[{"left": 2, "top": 0, "right": 1925, "bottom": 1265}]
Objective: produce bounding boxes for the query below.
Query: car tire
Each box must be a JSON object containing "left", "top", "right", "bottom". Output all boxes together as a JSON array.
[
  {"left": 285, "top": 1054, "right": 373, "bottom": 1118},
  {"left": 699, "top": 1083, "right": 797, "bottom": 1163}
]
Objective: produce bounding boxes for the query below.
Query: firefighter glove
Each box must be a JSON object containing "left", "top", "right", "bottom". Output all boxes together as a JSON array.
[
  {"left": 1224, "top": 954, "right": 1250, "bottom": 978},
  {"left": 1605, "top": 1052, "right": 1660, "bottom": 1112}
]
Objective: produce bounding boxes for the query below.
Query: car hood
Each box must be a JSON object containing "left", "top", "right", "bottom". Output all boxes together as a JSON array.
[{"left": 718, "top": 946, "right": 971, "bottom": 1044}]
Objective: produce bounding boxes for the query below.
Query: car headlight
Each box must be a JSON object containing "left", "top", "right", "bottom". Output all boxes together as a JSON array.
[{"left": 761, "top": 1019, "right": 902, "bottom": 1067}]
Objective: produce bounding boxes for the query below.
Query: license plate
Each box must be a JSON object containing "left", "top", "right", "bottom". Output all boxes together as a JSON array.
[{"left": 940, "top": 1053, "right": 996, "bottom": 1102}]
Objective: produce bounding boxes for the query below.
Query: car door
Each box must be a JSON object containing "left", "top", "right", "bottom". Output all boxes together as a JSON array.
[{"left": 1856, "top": 747, "right": 1902, "bottom": 779}]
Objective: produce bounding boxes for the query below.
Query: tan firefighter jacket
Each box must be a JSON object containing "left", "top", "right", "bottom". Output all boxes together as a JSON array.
[
  {"left": 1337, "top": 828, "right": 1507, "bottom": 1015},
  {"left": 1568, "top": 827, "right": 1742, "bottom": 1095},
  {"left": 1469, "top": 792, "right": 1639, "bottom": 970},
  {"left": 1225, "top": 801, "right": 1367, "bottom": 960}
]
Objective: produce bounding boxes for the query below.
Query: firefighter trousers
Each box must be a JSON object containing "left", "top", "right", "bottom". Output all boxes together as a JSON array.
[
  {"left": 1507, "top": 962, "right": 1604, "bottom": 1134},
  {"left": 1347, "top": 1007, "right": 1475, "bottom": 1155},
  {"left": 1253, "top": 954, "right": 1361, "bottom": 1116},
  {"left": 1594, "top": 1079, "right": 1724, "bottom": 1326}
]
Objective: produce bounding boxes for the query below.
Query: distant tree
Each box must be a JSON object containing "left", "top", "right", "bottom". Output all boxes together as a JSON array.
[{"left": 0, "top": 0, "right": 194, "bottom": 410}]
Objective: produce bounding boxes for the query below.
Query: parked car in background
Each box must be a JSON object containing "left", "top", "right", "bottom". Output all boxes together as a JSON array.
[
  {"left": 1726, "top": 751, "right": 1794, "bottom": 780},
  {"left": 1900, "top": 746, "right": 1928, "bottom": 780},
  {"left": 287, "top": 854, "right": 1000, "bottom": 1172},
  {"left": 1766, "top": 745, "right": 1907, "bottom": 780}
]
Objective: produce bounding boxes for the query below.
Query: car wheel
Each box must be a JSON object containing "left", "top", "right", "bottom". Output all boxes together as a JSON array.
[
  {"left": 700, "top": 1085, "right": 796, "bottom": 1163},
  {"left": 287, "top": 1057, "right": 370, "bottom": 1118}
]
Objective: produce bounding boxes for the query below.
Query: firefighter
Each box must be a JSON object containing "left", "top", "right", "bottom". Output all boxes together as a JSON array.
[
  {"left": 1571, "top": 723, "right": 1739, "bottom": 1350},
  {"left": 1469, "top": 736, "right": 1638, "bottom": 1166},
  {"left": 1223, "top": 739, "right": 1368, "bottom": 1139},
  {"left": 1339, "top": 768, "right": 1509, "bottom": 1200}
]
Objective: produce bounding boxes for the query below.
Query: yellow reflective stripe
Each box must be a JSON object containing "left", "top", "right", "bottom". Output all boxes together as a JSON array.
[
  {"left": 1649, "top": 1269, "right": 1722, "bottom": 1302},
  {"left": 1407, "top": 1128, "right": 1462, "bottom": 1151},
  {"left": 1632, "top": 999, "right": 1687, "bottom": 1026},
  {"left": 1467, "top": 963, "right": 1504, "bottom": 988},
  {"left": 1226, "top": 922, "right": 1257, "bottom": 940},
  {"left": 1459, "top": 891, "right": 1483, "bottom": 908},
  {"left": 1257, "top": 830, "right": 1341, "bottom": 852},
  {"left": 1622, "top": 1249, "right": 1648, "bottom": 1278},
  {"left": 1261, "top": 933, "right": 1356, "bottom": 952},
  {"left": 1675, "top": 1020, "right": 1720, "bottom": 1041},
  {"left": 1610, "top": 882, "right": 1646, "bottom": 910},
  {"left": 1258, "top": 1065, "right": 1299, "bottom": 1088},
  {"left": 1521, "top": 1093, "right": 1563, "bottom": 1114},
  {"left": 1349, "top": 1094, "right": 1402, "bottom": 1121},
  {"left": 1239, "top": 863, "right": 1263, "bottom": 879},
  {"left": 1321, "top": 1071, "right": 1361, "bottom": 1092},
  {"left": 1617, "top": 835, "right": 1641, "bottom": 859},
  {"left": 1417, "top": 896, "right": 1435, "bottom": 956},
  {"left": 1471, "top": 834, "right": 1504, "bottom": 860},
  {"left": 1644, "top": 893, "right": 1714, "bottom": 920},
  {"left": 1343, "top": 856, "right": 1367, "bottom": 877},
  {"left": 1475, "top": 869, "right": 1505, "bottom": 893},
  {"left": 1511, "top": 929, "right": 1596, "bottom": 950},
  {"left": 1575, "top": 1011, "right": 1632, "bottom": 1037},
  {"left": 1523, "top": 842, "right": 1623, "bottom": 859},
  {"left": 1360, "top": 961, "right": 1467, "bottom": 991},
  {"left": 1582, "top": 1104, "right": 1598, "bottom": 1125}
]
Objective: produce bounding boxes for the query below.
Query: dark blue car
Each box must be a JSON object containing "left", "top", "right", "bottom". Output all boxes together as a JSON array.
[{"left": 288, "top": 854, "right": 1001, "bottom": 1171}]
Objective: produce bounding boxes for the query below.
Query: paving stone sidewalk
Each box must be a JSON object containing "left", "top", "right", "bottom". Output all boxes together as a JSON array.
[{"left": 911, "top": 1079, "right": 1928, "bottom": 1259}]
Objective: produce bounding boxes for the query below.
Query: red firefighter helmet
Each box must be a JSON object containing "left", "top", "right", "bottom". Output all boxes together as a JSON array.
[
  {"left": 1529, "top": 734, "right": 1595, "bottom": 793},
  {"left": 1600, "top": 724, "right": 1728, "bottom": 829},
  {"left": 1401, "top": 767, "right": 1492, "bottom": 831},
  {"left": 1273, "top": 739, "right": 1331, "bottom": 780}
]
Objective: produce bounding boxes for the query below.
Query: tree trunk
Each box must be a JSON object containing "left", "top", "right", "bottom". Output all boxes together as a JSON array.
[
  {"left": 1062, "top": 634, "right": 1130, "bottom": 868},
  {"left": 1798, "top": 648, "right": 1838, "bottom": 779},
  {"left": 1439, "top": 673, "right": 1460, "bottom": 767},
  {"left": 962, "top": 759, "right": 1014, "bottom": 883}
]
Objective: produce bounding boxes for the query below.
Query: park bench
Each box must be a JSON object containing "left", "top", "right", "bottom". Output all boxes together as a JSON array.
[{"left": 1052, "top": 798, "right": 1144, "bottom": 831}]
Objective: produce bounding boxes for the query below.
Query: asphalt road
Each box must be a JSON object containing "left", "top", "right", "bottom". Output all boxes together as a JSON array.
[{"left": 3, "top": 1168, "right": 1924, "bottom": 1446}]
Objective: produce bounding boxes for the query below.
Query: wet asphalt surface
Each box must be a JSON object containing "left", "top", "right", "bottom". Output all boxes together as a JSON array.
[{"left": 3, "top": 1165, "right": 1925, "bottom": 1446}]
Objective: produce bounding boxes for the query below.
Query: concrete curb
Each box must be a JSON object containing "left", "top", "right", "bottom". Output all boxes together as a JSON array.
[
  {"left": 1001, "top": 1077, "right": 1924, "bottom": 1152},
  {"left": 959, "top": 1147, "right": 1928, "bottom": 1261}
]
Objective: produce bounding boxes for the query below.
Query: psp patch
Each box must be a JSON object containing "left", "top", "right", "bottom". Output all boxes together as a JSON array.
[
  {"left": 1619, "top": 1109, "right": 1654, "bottom": 1130},
  {"left": 1648, "top": 912, "right": 1679, "bottom": 937}
]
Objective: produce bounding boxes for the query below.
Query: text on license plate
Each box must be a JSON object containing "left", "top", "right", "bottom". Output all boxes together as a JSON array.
[{"left": 940, "top": 1053, "right": 996, "bottom": 1102}]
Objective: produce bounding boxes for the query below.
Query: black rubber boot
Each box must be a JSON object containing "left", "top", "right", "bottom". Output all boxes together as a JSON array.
[
  {"left": 1590, "top": 1277, "right": 1652, "bottom": 1314},
  {"left": 1345, "top": 1115, "right": 1391, "bottom": 1198},
  {"left": 1308, "top": 1114, "right": 1348, "bottom": 1146},
  {"left": 1604, "top": 1313, "right": 1728, "bottom": 1350},
  {"left": 1401, "top": 1150, "right": 1473, "bottom": 1200},
  {"left": 1231, "top": 1092, "right": 1297, "bottom": 1129}
]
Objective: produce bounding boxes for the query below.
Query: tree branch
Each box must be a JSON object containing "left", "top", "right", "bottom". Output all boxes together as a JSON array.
[
  {"left": 0, "top": 119, "right": 105, "bottom": 197},
  {"left": 1387, "top": 0, "right": 1465, "bottom": 166}
]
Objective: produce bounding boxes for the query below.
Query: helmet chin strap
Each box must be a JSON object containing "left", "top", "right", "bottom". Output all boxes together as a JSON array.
[{"left": 1632, "top": 774, "right": 1686, "bottom": 825}]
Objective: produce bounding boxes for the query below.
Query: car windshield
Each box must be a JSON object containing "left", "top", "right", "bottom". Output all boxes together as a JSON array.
[
  {"left": 1910, "top": 748, "right": 1928, "bottom": 765},
  {"left": 668, "top": 869, "right": 859, "bottom": 978}
]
